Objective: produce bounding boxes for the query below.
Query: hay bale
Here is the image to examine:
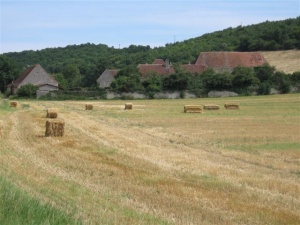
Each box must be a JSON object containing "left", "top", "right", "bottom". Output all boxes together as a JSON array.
[
  {"left": 45, "top": 120, "right": 64, "bottom": 137},
  {"left": 85, "top": 104, "right": 93, "bottom": 110},
  {"left": 204, "top": 104, "right": 220, "bottom": 110},
  {"left": 224, "top": 103, "right": 239, "bottom": 110},
  {"left": 184, "top": 105, "right": 203, "bottom": 113},
  {"left": 9, "top": 101, "right": 18, "bottom": 108},
  {"left": 46, "top": 108, "right": 58, "bottom": 118},
  {"left": 124, "top": 103, "right": 133, "bottom": 110}
]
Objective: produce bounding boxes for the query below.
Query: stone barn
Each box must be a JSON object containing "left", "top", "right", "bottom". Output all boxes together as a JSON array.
[
  {"left": 7, "top": 64, "right": 59, "bottom": 97},
  {"left": 97, "top": 69, "right": 120, "bottom": 88}
]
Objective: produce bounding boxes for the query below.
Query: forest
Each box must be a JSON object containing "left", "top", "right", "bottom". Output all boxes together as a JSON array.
[{"left": 0, "top": 17, "right": 299, "bottom": 98}]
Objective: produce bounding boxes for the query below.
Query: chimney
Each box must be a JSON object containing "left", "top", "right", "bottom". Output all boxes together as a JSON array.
[{"left": 165, "top": 59, "right": 170, "bottom": 69}]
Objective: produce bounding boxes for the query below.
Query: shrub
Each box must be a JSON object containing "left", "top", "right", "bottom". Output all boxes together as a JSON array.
[
  {"left": 17, "top": 84, "right": 38, "bottom": 98},
  {"left": 257, "top": 82, "right": 271, "bottom": 95}
]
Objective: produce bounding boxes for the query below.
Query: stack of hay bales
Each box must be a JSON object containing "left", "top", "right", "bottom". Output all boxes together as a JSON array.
[
  {"left": 184, "top": 105, "right": 203, "bottom": 113},
  {"left": 85, "top": 104, "right": 93, "bottom": 110},
  {"left": 204, "top": 104, "right": 220, "bottom": 110},
  {"left": 46, "top": 108, "right": 58, "bottom": 118},
  {"left": 9, "top": 101, "right": 18, "bottom": 108},
  {"left": 45, "top": 120, "right": 64, "bottom": 137},
  {"left": 124, "top": 103, "right": 133, "bottom": 110},
  {"left": 224, "top": 103, "right": 239, "bottom": 110}
]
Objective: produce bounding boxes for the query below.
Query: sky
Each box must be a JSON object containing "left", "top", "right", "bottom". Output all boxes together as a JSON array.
[{"left": 0, "top": 0, "right": 299, "bottom": 54}]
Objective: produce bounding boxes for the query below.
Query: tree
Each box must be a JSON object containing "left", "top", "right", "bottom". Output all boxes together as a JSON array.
[
  {"left": 291, "top": 71, "right": 300, "bottom": 90},
  {"left": 270, "top": 71, "right": 291, "bottom": 93},
  {"left": 162, "top": 65, "right": 191, "bottom": 91},
  {"left": 62, "top": 64, "right": 82, "bottom": 89},
  {"left": 142, "top": 73, "right": 163, "bottom": 98},
  {"left": 17, "top": 84, "right": 38, "bottom": 98},
  {"left": 0, "top": 56, "right": 20, "bottom": 93},
  {"left": 54, "top": 73, "right": 68, "bottom": 90},
  {"left": 254, "top": 64, "right": 276, "bottom": 82},
  {"left": 201, "top": 70, "right": 233, "bottom": 91},
  {"left": 110, "top": 66, "right": 143, "bottom": 93},
  {"left": 232, "top": 66, "right": 259, "bottom": 94}
]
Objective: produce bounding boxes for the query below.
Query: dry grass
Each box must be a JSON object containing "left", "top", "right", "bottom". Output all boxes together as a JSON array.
[
  {"left": 262, "top": 50, "right": 300, "bottom": 73},
  {"left": 0, "top": 94, "right": 299, "bottom": 225}
]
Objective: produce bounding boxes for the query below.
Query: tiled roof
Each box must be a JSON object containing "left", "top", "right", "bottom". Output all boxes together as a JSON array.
[
  {"left": 11, "top": 64, "right": 37, "bottom": 86},
  {"left": 107, "top": 69, "right": 120, "bottom": 77},
  {"left": 137, "top": 64, "right": 175, "bottom": 77},
  {"left": 195, "top": 52, "right": 268, "bottom": 69},
  {"left": 152, "top": 59, "right": 165, "bottom": 65},
  {"left": 181, "top": 64, "right": 207, "bottom": 74}
]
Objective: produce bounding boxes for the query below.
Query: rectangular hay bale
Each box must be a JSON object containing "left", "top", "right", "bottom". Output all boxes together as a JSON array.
[
  {"left": 45, "top": 120, "right": 64, "bottom": 137},
  {"left": 184, "top": 105, "right": 203, "bottom": 113},
  {"left": 46, "top": 108, "right": 58, "bottom": 118},
  {"left": 85, "top": 104, "right": 93, "bottom": 110},
  {"left": 125, "top": 103, "right": 133, "bottom": 110},
  {"left": 9, "top": 101, "right": 18, "bottom": 108},
  {"left": 224, "top": 103, "right": 239, "bottom": 110},
  {"left": 204, "top": 104, "right": 220, "bottom": 110}
]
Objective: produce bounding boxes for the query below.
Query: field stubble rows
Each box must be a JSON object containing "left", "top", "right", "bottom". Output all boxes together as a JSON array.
[{"left": 0, "top": 94, "right": 299, "bottom": 224}]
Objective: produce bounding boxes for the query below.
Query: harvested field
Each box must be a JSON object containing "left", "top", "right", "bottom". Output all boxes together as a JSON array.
[
  {"left": 262, "top": 50, "right": 300, "bottom": 74},
  {"left": 0, "top": 94, "right": 299, "bottom": 225}
]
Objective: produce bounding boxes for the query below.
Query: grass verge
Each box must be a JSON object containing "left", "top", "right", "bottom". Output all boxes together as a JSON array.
[{"left": 0, "top": 176, "right": 82, "bottom": 225}]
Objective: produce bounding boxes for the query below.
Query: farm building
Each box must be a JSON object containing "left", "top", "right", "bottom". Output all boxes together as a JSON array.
[
  {"left": 97, "top": 69, "right": 120, "bottom": 88},
  {"left": 97, "top": 52, "right": 268, "bottom": 88},
  {"left": 7, "top": 64, "right": 59, "bottom": 97},
  {"left": 137, "top": 59, "right": 175, "bottom": 77},
  {"left": 195, "top": 51, "right": 268, "bottom": 73}
]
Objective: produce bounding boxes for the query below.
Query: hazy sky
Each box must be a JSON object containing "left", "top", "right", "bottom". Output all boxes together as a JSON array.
[{"left": 1, "top": 0, "right": 299, "bottom": 53}]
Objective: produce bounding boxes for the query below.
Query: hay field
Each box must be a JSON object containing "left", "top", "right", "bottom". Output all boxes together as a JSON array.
[
  {"left": 262, "top": 50, "right": 300, "bottom": 73},
  {"left": 0, "top": 94, "right": 299, "bottom": 224}
]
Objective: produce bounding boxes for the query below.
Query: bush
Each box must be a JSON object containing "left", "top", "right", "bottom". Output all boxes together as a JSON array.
[
  {"left": 17, "top": 84, "right": 38, "bottom": 98},
  {"left": 257, "top": 82, "right": 271, "bottom": 95},
  {"left": 270, "top": 71, "right": 291, "bottom": 93}
]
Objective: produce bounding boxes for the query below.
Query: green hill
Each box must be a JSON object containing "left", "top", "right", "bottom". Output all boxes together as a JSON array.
[{"left": 2, "top": 17, "right": 300, "bottom": 87}]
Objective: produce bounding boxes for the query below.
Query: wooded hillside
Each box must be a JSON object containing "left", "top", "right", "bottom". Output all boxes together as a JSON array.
[{"left": 1, "top": 17, "right": 300, "bottom": 89}]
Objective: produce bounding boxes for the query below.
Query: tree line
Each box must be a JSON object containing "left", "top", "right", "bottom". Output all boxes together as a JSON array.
[
  {"left": 0, "top": 17, "right": 299, "bottom": 97},
  {"left": 109, "top": 64, "right": 300, "bottom": 99}
]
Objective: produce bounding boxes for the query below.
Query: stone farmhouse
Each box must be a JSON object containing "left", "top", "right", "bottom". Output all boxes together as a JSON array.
[
  {"left": 7, "top": 64, "right": 59, "bottom": 97},
  {"left": 96, "top": 51, "right": 268, "bottom": 88},
  {"left": 97, "top": 69, "right": 120, "bottom": 88}
]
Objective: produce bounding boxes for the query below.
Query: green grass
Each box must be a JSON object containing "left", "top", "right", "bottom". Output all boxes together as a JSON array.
[
  {"left": 0, "top": 176, "right": 82, "bottom": 225},
  {"left": 0, "top": 99, "right": 14, "bottom": 113},
  {"left": 226, "top": 142, "right": 300, "bottom": 152}
]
